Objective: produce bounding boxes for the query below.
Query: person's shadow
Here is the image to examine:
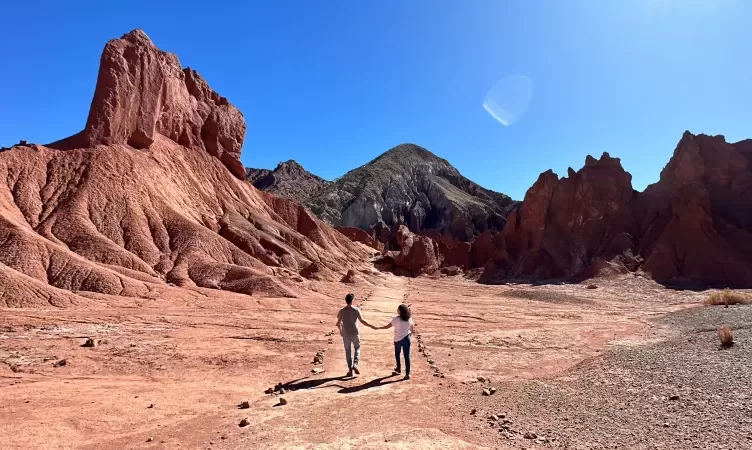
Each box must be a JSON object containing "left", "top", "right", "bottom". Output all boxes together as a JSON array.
[
  {"left": 337, "top": 374, "right": 402, "bottom": 394},
  {"left": 280, "top": 376, "right": 350, "bottom": 391}
]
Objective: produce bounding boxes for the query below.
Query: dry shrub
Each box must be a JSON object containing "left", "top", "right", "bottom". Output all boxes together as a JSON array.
[
  {"left": 704, "top": 290, "right": 752, "bottom": 306},
  {"left": 718, "top": 325, "right": 734, "bottom": 348}
]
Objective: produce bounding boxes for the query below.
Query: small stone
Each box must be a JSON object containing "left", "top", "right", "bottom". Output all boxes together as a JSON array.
[
  {"left": 278, "top": 397, "right": 288, "bottom": 406},
  {"left": 53, "top": 359, "right": 67, "bottom": 367},
  {"left": 279, "top": 388, "right": 286, "bottom": 394},
  {"left": 524, "top": 432, "right": 537, "bottom": 439},
  {"left": 147, "top": 404, "right": 154, "bottom": 408},
  {"left": 477, "top": 376, "right": 487, "bottom": 383},
  {"left": 663, "top": 422, "right": 670, "bottom": 428},
  {"left": 264, "top": 387, "right": 274, "bottom": 394},
  {"left": 239, "top": 418, "right": 250, "bottom": 427},
  {"left": 146, "top": 437, "right": 153, "bottom": 442},
  {"left": 81, "top": 338, "right": 99, "bottom": 348},
  {"left": 490, "top": 414, "right": 499, "bottom": 421},
  {"left": 489, "top": 387, "right": 497, "bottom": 395},
  {"left": 311, "top": 367, "right": 324, "bottom": 374},
  {"left": 669, "top": 395, "right": 680, "bottom": 401},
  {"left": 319, "top": 320, "right": 324, "bottom": 323},
  {"left": 220, "top": 435, "right": 227, "bottom": 440},
  {"left": 482, "top": 389, "right": 491, "bottom": 396},
  {"left": 587, "top": 284, "right": 598, "bottom": 289},
  {"left": 470, "top": 408, "right": 477, "bottom": 415},
  {"left": 239, "top": 401, "right": 250, "bottom": 409}
]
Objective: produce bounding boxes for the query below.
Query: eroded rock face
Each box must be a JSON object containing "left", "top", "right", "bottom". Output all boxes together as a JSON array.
[
  {"left": 503, "top": 152, "right": 638, "bottom": 280},
  {"left": 51, "top": 29, "right": 246, "bottom": 179},
  {"left": 638, "top": 132, "right": 752, "bottom": 286},
  {"left": 0, "top": 30, "right": 370, "bottom": 306}
]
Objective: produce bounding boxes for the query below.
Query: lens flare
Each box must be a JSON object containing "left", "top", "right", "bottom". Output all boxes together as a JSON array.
[{"left": 483, "top": 74, "right": 533, "bottom": 127}]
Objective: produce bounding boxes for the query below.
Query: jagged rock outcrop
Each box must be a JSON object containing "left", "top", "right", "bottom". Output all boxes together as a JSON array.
[
  {"left": 246, "top": 160, "right": 329, "bottom": 204},
  {"left": 49, "top": 29, "right": 246, "bottom": 179},
  {"left": 304, "top": 144, "right": 516, "bottom": 242},
  {"left": 377, "top": 133, "right": 752, "bottom": 288},
  {"left": 637, "top": 132, "right": 752, "bottom": 286},
  {"left": 0, "top": 30, "right": 369, "bottom": 307}
]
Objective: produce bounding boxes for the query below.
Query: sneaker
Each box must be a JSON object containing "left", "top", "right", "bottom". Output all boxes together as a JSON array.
[
  {"left": 392, "top": 368, "right": 401, "bottom": 375},
  {"left": 353, "top": 366, "right": 360, "bottom": 375},
  {"left": 346, "top": 369, "right": 354, "bottom": 377},
  {"left": 403, "top": 374, "right": 411, "bottom": 380}
]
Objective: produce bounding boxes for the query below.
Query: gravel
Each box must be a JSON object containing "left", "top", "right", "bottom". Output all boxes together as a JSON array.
[{"left": 476, "top": 305, "right": 752, "bottom": 449}]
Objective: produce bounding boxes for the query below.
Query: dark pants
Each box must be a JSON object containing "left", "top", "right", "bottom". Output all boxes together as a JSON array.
[{"left": 394, "top": 335, "right": 411, "bottom": 375}]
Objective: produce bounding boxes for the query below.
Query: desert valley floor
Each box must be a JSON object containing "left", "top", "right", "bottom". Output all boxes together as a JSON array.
[{"left": 2, "top": 272, "right": 751, "bottom": 449}]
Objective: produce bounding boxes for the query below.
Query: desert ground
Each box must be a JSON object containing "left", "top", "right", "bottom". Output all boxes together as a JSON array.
[{"left": 2, "top": 272, "right": 750, "bottom": 449}]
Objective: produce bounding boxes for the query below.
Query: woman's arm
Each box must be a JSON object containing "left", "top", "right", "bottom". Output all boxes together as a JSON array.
[{"left": 380, "top": 322, "right": 393, "bottom": 330}]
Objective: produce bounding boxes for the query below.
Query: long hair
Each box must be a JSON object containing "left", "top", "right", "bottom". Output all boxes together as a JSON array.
[{"left": 398, "top": 304, "right": 411, "bottom": 321}]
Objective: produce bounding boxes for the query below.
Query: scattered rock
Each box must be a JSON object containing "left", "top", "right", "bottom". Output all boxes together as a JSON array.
[
  {"left": 470, "top": 408, "right": 477, "bottom": 415},
  {"left": 311, "top": 367, "right": 325, "bottom": 374},
  {"left": 146, "top": 437, "right": 153, "bottom": 442},
  {"left": 279, "top": 388, "right": 286, "bottom": 395},
  {"left": 264, "top": 387, "right": 274, "bottom": 394},
  {"left": 482, "top": 389, "right": 492, "bottom": 396},
  {"left": 239, "top": 418, "right": 250, "bottom": 427},
  {"left": 147, "top": 404, "right": 154, "bottom": 409},
  {"left": 53, "top": 359, "right": 67, "bottom": 367},
  {"left": 278, "top": 397, "right": 288, "bottom": 406},
  {"left": 587, "top": 284, "right": 598, "bottom": 289},
  {"left": 524, "top": 432, "right": 538, "bottom": 440},
  {"left": 239, "top": 401, "right": 250, "bottom": 409},
  {"left": 81, "top": 338, "right": 99, "bottom": 348},
  {"left": 489, "top": 387, "right": 497, "bottom": 395},
  {"left": 669, "top": 395, "right": 680, "bottom": 401}
]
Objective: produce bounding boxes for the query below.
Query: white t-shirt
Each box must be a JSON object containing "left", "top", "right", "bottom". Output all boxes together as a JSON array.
[{"left": 391, "top": 316, "right": 414, "bottom": 342}]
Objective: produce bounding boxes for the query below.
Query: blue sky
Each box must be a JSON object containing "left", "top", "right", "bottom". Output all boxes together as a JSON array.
[{"left": 1, "top": 1, "right": 750, "bottom": 200}]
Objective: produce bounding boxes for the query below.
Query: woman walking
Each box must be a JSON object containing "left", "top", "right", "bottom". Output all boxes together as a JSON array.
[{"left": 379, "top": 304, "right": 415, "bottom": 380}]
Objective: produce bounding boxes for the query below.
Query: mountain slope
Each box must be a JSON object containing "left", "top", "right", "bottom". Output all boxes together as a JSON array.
[
  {"left": 0, "top": 30, "right": 368, "bottom": 307},
  {"left": 245, "top": 160, "right": 330, "bottom": 204},
  {"left": 304, "top": 143, "right": 516, "bottom": 242}
]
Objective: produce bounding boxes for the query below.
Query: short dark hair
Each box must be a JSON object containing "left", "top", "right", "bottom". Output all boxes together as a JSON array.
[{"left": 345, "top": 293, "right": 354, "bottom": 304}]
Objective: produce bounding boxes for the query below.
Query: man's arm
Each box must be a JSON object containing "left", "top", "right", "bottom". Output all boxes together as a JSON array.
[
  {"left": 357, "top": 309, "right": 377, "bottom": 329},
  {"left": 336, "top": 310, "right": 342, "bottom": 330}
]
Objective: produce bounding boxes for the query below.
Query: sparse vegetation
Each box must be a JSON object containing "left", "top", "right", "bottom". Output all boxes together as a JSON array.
[
  {"left": 704, "top": 290, "right": 752, "bottom": 306},
  {"left": 718, "top": 324, "right": 734, "bottom": 347}
]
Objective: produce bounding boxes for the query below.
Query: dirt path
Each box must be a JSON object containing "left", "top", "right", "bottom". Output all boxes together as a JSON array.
[
  {"left": 0, "top": 274, "right": 707, "bottom": 449},
  {"left": 221, "top": 277, "right": 489, "bottom": 449}
]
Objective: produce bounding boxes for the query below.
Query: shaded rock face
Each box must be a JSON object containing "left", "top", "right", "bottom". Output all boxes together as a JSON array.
[
  {"left": 503, "top": 152, "right": 639, "bottom": 280},
  {"left": 304, "top": 144, "right": 516, "bottom": 242},
  {"left": 638, "top": 133, "right": 752, "bottom": 287},
  {"left": 50, "top": 29, "right": 246, "bottom": 179},
  {"left": 246, "top": 160, "right": 330, "bottom": 204},
  {"left": 0, "top": 30, "right": 369, "bottom": 307}
]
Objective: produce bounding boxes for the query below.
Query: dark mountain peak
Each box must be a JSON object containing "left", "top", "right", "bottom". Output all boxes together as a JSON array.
[{"left": 245, "top": 160, "right": 329, "bottom": 203}]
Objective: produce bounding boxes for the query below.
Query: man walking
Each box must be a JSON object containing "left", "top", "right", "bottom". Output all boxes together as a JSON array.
[{"left": 336, "top": 293, "right": 376, "bottom": 377}]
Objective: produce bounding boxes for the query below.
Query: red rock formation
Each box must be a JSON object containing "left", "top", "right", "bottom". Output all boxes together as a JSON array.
[
  {"left": 0, "top": 30, "right": 368, "bottom": 307},
  {"left": 394, "top": 235, "right": 440, "bottom": 277},
  {"left": 638, "top": 132, "right": 752, "bottom": 286},
  {"left": 50, "top": 30, "right": 246, "bottom": 179},
  {"left": 335, "top": 226, "right": 384, "bottom": 252}
]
